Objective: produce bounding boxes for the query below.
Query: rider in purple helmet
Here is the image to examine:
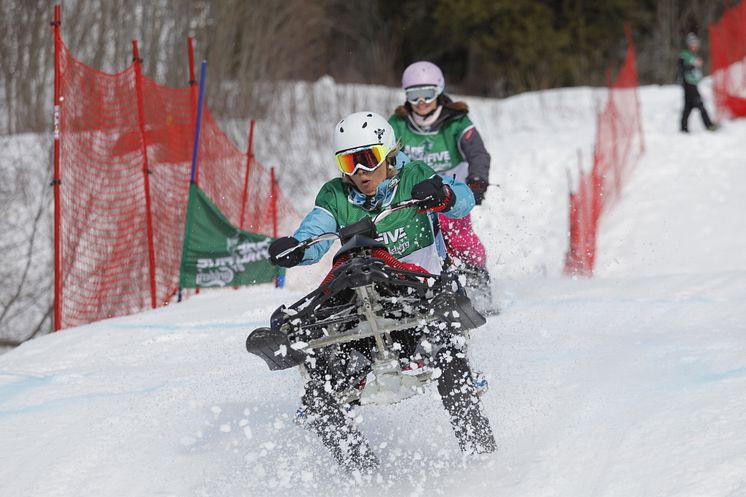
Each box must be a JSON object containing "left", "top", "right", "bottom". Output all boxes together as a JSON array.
[{"left": 389, "top": 61, "right": 495, "bottom": 313}]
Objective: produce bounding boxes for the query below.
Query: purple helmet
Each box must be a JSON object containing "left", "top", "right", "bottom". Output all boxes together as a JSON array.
[{"left": 401, "top": 61, "right": 445, "bottom": 94}]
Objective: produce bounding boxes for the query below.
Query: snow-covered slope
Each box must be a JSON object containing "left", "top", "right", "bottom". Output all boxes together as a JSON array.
[{"left": 2, "top": 84, "right": 746, "bottom": 497}]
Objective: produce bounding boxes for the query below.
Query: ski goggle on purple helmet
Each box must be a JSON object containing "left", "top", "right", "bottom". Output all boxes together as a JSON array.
[
  {"left": 405, "top": 86, "right": 440, "bottom": 105},
  {"left": 402, "top": 61, "right": 445, "bottom": 104}
]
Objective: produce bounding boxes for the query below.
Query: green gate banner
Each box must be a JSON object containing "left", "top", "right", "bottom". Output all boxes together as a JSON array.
[{"left": 179, "top": 184, "right": 280, "bottom": 288}]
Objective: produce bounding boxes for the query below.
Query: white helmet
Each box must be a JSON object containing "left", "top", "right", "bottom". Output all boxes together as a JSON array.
[{"left": 332, "top": 111, "right": 397, "bottom": 155}]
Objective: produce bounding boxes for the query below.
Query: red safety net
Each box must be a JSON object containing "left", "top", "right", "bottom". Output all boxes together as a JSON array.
[
  {"left": 564, "top": 29, "right": 645, "bottom": 276},
  {"left": 53, "top": 15, "right": 299, "bottom": 330},
  {"left": 709, "top": 0, "right": 746, "bottom": 119}
]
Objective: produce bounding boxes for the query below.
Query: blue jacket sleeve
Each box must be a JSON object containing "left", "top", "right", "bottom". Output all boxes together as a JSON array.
[
  {"left": 292, "top": 207, "right": 337, "bottom": 265},
  {"left": 441, "top": 175, "right": 475, "bottom": 219}
]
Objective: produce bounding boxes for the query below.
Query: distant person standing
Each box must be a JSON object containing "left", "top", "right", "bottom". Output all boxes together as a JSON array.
[{"left": 678, "top": 32, "right": 717, "bottom": 133}]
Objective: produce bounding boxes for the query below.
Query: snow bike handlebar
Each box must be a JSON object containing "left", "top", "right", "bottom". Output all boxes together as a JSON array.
[
  {"left": 274, "top": 198, "right": 430, "bottom": 259},
  {"left": 371, "top": 198, "right": 425, "bottom": 223}
]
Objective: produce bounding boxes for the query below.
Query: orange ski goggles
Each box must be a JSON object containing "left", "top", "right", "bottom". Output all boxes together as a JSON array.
[{"left": 335, "top": 144, "right": 389, "bottom": 176}]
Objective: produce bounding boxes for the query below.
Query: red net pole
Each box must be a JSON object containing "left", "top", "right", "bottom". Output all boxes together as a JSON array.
[
  {"left": 187, "top": 37, "right": 198, "bottom": 154},
  {"left": 185, "top": 37, "right": 200, "bottom": 298},
  {"left": 187, "top": 37, "right": 197, "bottom": 90},
  {"left": 132, "top": 40, "right": 158, "bottom": 309},
  {"left": 187, "top": 38, "right": 201, "bottom": 187},
  {"left": 270, "top": 167, "right": 280, "bottom": 288},
  {"left": 564, "top": 155, "right": 580, "bottom": 276},
  {"left": 625, "top": 24, "right": 645, "bottom": 153},
  {"left": 271, "top": 167, "right": 278, "bottom": 239},
  {"left": 52, "top": 4, "right": 62, "bottom": 330},
  {"left": 240, "top": 119, "right": 255, "bottom": 230}
]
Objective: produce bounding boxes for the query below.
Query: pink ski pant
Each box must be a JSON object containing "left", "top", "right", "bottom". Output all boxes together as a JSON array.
[{"left": 438, "top": 213, "right": 487, "bottom": 268}]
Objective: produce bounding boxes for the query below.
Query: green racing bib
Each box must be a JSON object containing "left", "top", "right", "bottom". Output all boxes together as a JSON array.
[
  {"left": 314, "top": 161, "right": 442, "bottom": 272},
  {"left": 389, "top": 114, "right": 474, "bottom": 175}
]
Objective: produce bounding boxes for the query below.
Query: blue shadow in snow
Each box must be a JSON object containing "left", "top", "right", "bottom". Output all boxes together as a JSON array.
[
  {"left": 698, "top": 366, "right": 746, "bottom": 383},
  {"left": 0, "top": 371, "right": 163, "bottom": 418},
  {"left": 0, "top": 371, "right": 54, "bottom": 405}
]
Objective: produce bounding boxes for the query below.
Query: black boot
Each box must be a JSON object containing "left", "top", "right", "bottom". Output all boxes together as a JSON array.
[
  {"left": 433, "top": 346, "right": 497, "bottom": 454},
  {"left": 301, "top": 381, "right": 379, "bottom": 473}
]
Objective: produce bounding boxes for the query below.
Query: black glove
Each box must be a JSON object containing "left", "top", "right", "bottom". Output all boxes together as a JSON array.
[
  {"left": 269, "top": 236, "right": 304, "bottom": 268},
  {"left": 411, "top": 176, "right": 455, "bottom": 213},
  {"left": 467, "top": 176, "right": 488, "bottom": 205}
]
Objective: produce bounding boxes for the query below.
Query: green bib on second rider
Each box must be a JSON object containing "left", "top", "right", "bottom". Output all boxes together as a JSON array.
[{"left": 389, "top": 113, "right": 474, "bottom": 182}]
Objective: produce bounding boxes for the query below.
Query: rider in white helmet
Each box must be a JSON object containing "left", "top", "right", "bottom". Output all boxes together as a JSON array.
[
  {"left": 389, "top": 61, "right": 495, "bottom": 312},
  {"left": 267, "top": 111, "right": 496, "bottom": 472},
  {"left": 271, "top": 111, "right": 475, "bottom": 275}
]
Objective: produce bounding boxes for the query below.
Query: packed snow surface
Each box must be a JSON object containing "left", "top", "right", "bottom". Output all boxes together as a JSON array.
[{"left": 2, "top": 82, "right": 746, "bottom": 497}]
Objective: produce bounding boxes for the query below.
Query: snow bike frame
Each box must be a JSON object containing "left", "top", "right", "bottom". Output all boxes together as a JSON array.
[{"left": 247, "top": 199, "right": 486, "bottom": 384}]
